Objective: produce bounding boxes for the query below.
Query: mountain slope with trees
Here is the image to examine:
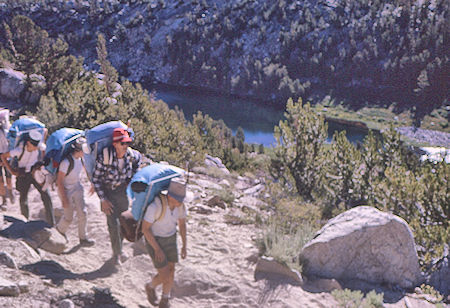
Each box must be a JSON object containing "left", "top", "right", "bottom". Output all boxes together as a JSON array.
[{"left": 0, "top": 0, "right": 448, "bottom": 124}]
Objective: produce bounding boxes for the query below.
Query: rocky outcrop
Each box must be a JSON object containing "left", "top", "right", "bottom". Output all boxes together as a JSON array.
[
  {"left": 26, "top": 227, "right": 67, "bottom": 255},
  {"left": 0, "top": 69, "right": 26, "bottom": 100},
  {"left": 0, "top": 68, "right": 45, "bottom": 105},
  {"left": 300, "top": 206, "right": 423, "bottom": 289}
]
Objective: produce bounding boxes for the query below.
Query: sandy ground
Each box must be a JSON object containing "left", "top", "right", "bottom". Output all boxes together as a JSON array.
[{"left": 0, "top": 170, "right": 443, "bottom": 308}]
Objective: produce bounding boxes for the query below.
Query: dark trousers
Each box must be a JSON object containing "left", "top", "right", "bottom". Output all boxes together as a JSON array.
[
  {"left": 104, "top": 184, "right": 129, "bottom": 257},
  {"left": 16, "top": 173, "right": 55, "bottom": 226}
]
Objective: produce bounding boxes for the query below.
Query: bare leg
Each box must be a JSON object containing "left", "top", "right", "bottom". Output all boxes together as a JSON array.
[
  {"left": 162, "top": 262, "right": 175, "bottom": 296},
  {"left": 150, "top": 265, "right": 171, "bottom": 289}
]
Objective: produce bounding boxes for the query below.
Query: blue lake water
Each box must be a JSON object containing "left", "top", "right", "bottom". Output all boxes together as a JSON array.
[{"left": 150, "top": 85, "right": 368, "bottom": 146}]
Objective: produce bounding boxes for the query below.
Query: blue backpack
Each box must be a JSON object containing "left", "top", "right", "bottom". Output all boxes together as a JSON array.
[
  {"left": 84, "top": 121, "right": 134, "bottom": 179},
  {"left": 44, "top": 128, "right": 83, "bottom": 175},
  {"left": 7, "top": 117, "right": 45, "bottom": 151},
  {"left": 127, "top": 163, "right": 185, "bottom": 221}
]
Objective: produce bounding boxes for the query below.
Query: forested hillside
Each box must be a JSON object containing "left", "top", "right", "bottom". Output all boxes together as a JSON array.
[{"left": 0, "top": 0, "right": 448, "bottom": 120}]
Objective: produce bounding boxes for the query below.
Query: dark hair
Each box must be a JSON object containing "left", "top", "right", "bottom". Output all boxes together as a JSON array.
[{"left": 27, "top": 137, "right": 39, "bottom": 146}]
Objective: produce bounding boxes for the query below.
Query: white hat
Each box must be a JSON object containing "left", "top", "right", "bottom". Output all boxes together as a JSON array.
[{"left": 28, "top": 130, "right": 43, "bottom": 143}]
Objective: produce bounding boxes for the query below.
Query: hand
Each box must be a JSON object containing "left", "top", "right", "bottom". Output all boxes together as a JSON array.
[
  {"left": 101, "top": 199, "right": 113, "bottom": 215},
  {"left": 181, "top": 245, "right": 187, "bottom": 259},
  {"left": 155, "top": 247, "right": 166, "bottom": 263}
]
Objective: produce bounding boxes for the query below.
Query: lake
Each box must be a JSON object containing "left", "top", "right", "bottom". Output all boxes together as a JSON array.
[{"left": 149, "top": 85, "right": 369, "bottom": 146}]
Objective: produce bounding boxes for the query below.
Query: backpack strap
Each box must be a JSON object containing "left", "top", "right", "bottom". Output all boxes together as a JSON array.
[
  {"left": 103, "top": 146, "right": 113, "bottom": 166},
  {"left": 66, "top": 155, "right": 75, "bottom": 176},
  {"left": 56, "top": 155, "right": 75, "bottom": 176},
  {"left": 157, "top": 194, "right": 168, "bottom": 223},
  {"left": 17, "top": 142, "right": 26, "bottom": 162}
]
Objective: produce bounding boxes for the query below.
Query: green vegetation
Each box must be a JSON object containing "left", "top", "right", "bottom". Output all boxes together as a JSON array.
[
  {"left": 260, "top": 217, "right": 316, "bottom": 272},
  {"left": 419, "top": 284, "right": 444, "bottom": 304},
  {"left": 1, "top": 15, "right": 83, "bottom": 97},
  {"left": 268, "top": 98, "right": 449, "bottom": 268},
  {"left": 331, "top": 289, "right": 384, "bottom": 308}
]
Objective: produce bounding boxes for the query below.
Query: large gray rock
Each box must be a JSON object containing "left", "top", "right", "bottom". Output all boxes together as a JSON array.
[
  {"left": 0, "top": 68, "right": 26, "bottom": 100},
  {"left": 204, "top": 154, "right": 230, "bottom": 174},
  {"left": 300, "top": 206, "right": 423, "bottom": 289},
  {"left": 26, "top": 227, "right": 67, "bottom": 255}
]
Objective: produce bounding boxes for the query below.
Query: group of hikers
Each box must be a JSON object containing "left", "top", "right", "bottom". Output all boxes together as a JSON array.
[{"left": 0, "top": 111, "right": 187, "bottom": 308}]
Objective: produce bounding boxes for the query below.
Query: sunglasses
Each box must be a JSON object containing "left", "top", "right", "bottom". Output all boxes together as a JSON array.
[{"left": 120, "top": 142, "right": 132, "bottom": 146}]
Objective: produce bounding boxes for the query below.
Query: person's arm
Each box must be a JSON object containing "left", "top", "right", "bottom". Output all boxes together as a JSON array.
[
  {"left": 178, "top": 218, "right": 187, "bottom": 259},
  {"left": 56, "top": 170, "right": 70, "bottom": 209},
  {"left": 1, "top": 152, "right": 18, "bottom": 177},
  {"left": 142, "top": 220, "right": 166, "bottom": 262},
  {"left": 92, "top": 153, "right": 113, "bottom": 215}
]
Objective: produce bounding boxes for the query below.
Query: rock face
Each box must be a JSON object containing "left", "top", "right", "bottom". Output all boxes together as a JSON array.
[
  {"left": 0, "top": 68, "right": 26, "bottom": 100},
  {"left": 300, "top": 206, "right": 423, "bottom": 289}
]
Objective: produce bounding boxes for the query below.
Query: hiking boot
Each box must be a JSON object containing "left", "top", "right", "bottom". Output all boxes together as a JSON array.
[
  {"left": 145, "top": 283, "right": 158, "bottom": 306},
  {"left": 79, "top": 238, "right": 95, "bottom": 247},
  {"left": 158, "top": 297, "right": 170, "bottom": 308}
]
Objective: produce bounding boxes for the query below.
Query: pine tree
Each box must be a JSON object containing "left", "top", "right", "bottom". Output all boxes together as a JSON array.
[{"left": 96, "top": 33, "right": 118, "bottom": 96}]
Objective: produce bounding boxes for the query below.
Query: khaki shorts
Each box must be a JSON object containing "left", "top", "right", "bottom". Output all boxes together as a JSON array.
[{"left": 145, "top": 233, "right": 178, "bottom": 269}]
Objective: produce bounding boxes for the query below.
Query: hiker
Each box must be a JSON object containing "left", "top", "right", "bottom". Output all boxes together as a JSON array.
[
  {"left": 142, "top": 178, "right": 188, "bottom": 308},
  {"left": 0, "top": 162, "right": 14, "bottom": 208},
  {"left": 55, "top": 137, "right": 95, "bottom": 246},
  {"left": 0, "top": 110, "right": 14, "bottom": 208},
  {"left": 92, "top": 127, "right": 141, "bottom": 264},
  {"left": 1, "top": 130, "right": 55, "bottom": 226}
]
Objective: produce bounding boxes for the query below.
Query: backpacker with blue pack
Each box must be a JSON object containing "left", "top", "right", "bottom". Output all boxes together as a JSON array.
[
  {"left": 7, "top": 117, "right": 46, "bottom": 151},
  {"left": 44, "top": 128, "right": 84, "bottom": 176},
  {"left": 6, "top": 117, "right": 46, "bottom": 170},
  {"left": 121, "top": 163, "right": 185, "bottom": 242},
  {"left": 83, "top": 121, "right": 134, "bottom": 179},
  {"left": 32, "top": 128, "right": 84, "bottom": 190}
]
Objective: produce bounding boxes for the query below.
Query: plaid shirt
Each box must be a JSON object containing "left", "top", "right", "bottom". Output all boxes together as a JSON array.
[{"left": 92, "top": 146, "right": 141, "bottom": 201}]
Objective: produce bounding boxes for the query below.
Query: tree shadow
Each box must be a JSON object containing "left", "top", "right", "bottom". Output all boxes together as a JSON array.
[
  {"left": 20, "top": 258, "right": 119, "bottom": 286},
  {"left": 21, "top": 260, "right": 80, "bottom": 286},
  {"left": 255, "top": 272, "right": 302, "bottom": 306},
  {"left": 0, "top": 215, "right": 51, "bottom": 240},
  {"left": 61, "top": 287, "right": 126, "bottom": 308}
]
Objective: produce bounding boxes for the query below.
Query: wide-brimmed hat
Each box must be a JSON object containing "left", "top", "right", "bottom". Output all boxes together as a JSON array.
[
  {"left": 167, "top": 179, "right": 186, "bottom": 203},
  {"left": 112, "top": 127, "right": 132, "bottom": 143},
  {"left": 28, "top": 130, "right": 42, "bottom": 146}
]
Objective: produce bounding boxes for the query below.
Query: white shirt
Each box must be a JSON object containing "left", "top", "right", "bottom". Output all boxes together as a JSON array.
[
  {"left": 10, "top": 143, "right": 46, "bottom": 172},
  {"left": 59, "top": 155, "right": 83, "bottom": 192},
  {"left": 0, "top": 129, "right": 8, "bottom": 153},
  {"left": 143, "top": 196, "right": 187, "bottom": 237}
]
